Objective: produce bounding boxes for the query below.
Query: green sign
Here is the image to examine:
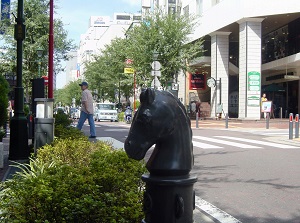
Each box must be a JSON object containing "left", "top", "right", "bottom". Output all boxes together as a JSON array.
[
  {"left": 248, "top": 71, "right": 260, "bottom": 91},
  {"left": 247, "top": 95, "right": 260, "bottom": 107}
]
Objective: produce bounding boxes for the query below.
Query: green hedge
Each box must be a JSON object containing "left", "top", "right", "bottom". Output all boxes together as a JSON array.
[{"left": 0, "top": 138, "right": 147, "bottom": 222}]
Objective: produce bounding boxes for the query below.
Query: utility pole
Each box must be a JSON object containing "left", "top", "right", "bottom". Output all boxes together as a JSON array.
[{"left": 48, "top": 0, "right": 54, "bottom": 98}]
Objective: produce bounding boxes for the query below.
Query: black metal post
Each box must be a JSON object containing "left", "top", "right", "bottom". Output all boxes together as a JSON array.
[
  {"left": 196, "top": 112, "right": 199, "bottom": 128},
  {"left": 9, "top": 0, "right": 29, "bottom": 160},
  {"left": 266, "top": 112, "right": 269, "bottom": 129},
  {"left": 225, "top": 113, "right": 228, "bottom": 128}
]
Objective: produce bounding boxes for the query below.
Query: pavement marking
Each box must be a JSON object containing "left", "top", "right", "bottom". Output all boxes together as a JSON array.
[
  {"left": 104, "top": 128, "right": 128, "bottom": 132},
  {"left": 216, "top": 136, "right": 299, "bottom": 149},
  {"left": 193, "top": 136, "right": 261, "bottom": 149},
  {"left": 193, "top": 141, "right": 223, "bottom": 149},
  {"left": 195, "top": 196, "right": 242, "bottom": 223},
  {"left": 96, "top": 137, "right": 124, "bottom": 149}
]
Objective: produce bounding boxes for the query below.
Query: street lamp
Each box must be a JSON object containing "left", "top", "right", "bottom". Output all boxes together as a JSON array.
[
  {"left": 9, "top": 0, "right": 29, "bottom": 160},
  {"left": 36, "top": 47, "right": 43, "bottom": 77}
]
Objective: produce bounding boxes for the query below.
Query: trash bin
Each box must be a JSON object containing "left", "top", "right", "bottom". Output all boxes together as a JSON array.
[
  {"left": 33, "top": 98, "right": 55, "bottom": 154},
  {"left": 34, "top": 118, "right": 54, "bottom": 150}
]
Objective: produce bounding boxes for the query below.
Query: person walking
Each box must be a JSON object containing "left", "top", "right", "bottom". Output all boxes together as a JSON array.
[{"left": 76, "top": 81, "right": 96, "bottom": 138}]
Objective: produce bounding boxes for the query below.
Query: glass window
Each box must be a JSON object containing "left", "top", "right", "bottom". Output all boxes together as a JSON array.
[
  {"left": 183, "top": 5, "right": 189, "bottom": 16},
  {"left": 196, "top": 0, "right": 203, "bottom": 15}
]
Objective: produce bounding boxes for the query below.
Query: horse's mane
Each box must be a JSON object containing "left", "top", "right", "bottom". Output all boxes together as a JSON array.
[{"left": 140, "top": 88, "right": 188, "bottom": 118}]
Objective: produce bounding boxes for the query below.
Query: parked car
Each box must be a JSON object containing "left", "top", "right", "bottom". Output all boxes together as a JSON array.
[{"left": 93, "top": 103, "right": 118, "bottom": 122}]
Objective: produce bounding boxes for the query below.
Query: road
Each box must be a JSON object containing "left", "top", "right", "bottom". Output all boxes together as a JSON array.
[{"left": 79, "top": 120, "right": 300, "bottom": 223}]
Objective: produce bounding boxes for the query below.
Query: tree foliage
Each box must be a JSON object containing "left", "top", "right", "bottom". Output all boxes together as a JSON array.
[
  {"left": 54, "top": 80, "right": 82, "bottom": 107},
  {"left": 0, "top": 0, "right": 75, "bottom": 98},
  {"left": 0, "top": 75, "right": 9, "bottom": 128},
  {"left": 125, "top": 9, "right": 204, "bottom": 86},
  {"left": 83, "top": 9, "right": 204, "bottom": 100},
  {"left": 84, "top": 38, "right": 134, "bottom": 103}
]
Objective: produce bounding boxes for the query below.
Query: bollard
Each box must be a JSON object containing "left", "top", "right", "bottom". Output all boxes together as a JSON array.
[
  {"left": 124, "top": 88, "right": 197, "bottom": 223},
  {"left": 295, "top": 114, "right": 299, "bottom": 138},
  {"left": 289, "top": 113, "right": 293, "bottom": 140},
  {"left": 266, "top": 112, "right": 269, "bottom": 129},
  {"left": 225, "top": 113, "right": 228, "bottom": 128},
  {"left": 280, "top": 107, "right": 282, "bottom": 119},
  {"left": 196, "top": 112, "right": 199, "bottom": 128}
]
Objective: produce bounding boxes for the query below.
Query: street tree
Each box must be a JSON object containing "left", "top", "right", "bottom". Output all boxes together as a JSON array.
[
  {"left": 84, "top": 38, "right": 134, "bottom": 103},
  {"left": 125, "top": 9, "right": 204, "bottom": 87},
  {"left": 0, "top": 0, "right": 75, "bottom": 99},
  {"left": 54, "top": 80, "right": 82, "bottom": 107}
]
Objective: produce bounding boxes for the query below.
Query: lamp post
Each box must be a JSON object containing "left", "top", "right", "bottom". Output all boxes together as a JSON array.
[{"left": 9, "top": 0, "right": 30, "bottom": 160}]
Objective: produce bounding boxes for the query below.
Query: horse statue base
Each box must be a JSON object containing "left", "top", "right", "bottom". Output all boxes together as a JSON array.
[{"left": 141, "top": 174, "right": 197, "bottom": 223}]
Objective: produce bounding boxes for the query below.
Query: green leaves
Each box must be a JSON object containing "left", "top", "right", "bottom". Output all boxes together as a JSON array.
[
  {"left": 0, "top": 138, "right": 146, "bottom": 222},
  {"left": 0, "top": 0, "right": 75, "bottom": 95}
]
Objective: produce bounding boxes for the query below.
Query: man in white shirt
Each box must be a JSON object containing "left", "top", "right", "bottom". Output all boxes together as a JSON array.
[{"left": 76, "top": 81, "right": 96, "bottom": 138}]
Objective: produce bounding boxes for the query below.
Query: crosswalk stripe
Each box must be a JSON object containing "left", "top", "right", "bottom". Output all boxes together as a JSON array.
[
  {"left": 216, "top": 136, "right": 299, "bottom": 149},
  {"left": 193, "top": 141, "right": 223, "bottom": 149},
  {"left": 193, "top": 136, "right": 261, "bottom": 149}
]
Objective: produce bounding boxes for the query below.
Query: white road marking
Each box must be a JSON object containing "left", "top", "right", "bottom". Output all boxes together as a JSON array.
[
  {"left": 193, "top": 136, "right": 261, "bottom": 149},
  {"left": 216, "top": 136, "right": 299, "bottom": 149},
  {"left": 193, "top": 141, "right": 223, "bottom": 149}
]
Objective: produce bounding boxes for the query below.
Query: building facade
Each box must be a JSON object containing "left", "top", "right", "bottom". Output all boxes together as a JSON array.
[
  {"left": 75, "top": 13, "right": 141, "bottom": 81},
  {"left": 177, "top": 0, "right": 300, "bottom": 119}
]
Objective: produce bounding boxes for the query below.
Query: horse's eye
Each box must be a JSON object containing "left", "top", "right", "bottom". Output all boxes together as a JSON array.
[{"left": 138, "top": 109, "right": 152, "bottom": 124}]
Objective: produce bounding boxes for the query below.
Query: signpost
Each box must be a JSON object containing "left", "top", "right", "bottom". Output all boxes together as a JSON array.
[
  {"left": 247, "top": 71, "right": 261, "bottom": 107},
  {"left": 124, "top": 59, "right": 136, "bottom": 111},
  {"left": 151, "top": 60, "right": 162, "bottom": 89}
]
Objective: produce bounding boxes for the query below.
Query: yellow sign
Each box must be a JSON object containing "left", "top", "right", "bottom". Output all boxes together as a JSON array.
[{"left": 124, "top": 67, "right": 134, "bottom": 74}]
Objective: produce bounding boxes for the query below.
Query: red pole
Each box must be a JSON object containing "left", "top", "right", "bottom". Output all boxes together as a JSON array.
[{"left": 48, "top": 0, "right": 54, "bottom": 98}]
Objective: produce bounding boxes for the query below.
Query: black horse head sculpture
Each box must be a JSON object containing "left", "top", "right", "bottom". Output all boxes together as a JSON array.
[{"left": 124, "top": 88, "right": 193, "bottom": 176}]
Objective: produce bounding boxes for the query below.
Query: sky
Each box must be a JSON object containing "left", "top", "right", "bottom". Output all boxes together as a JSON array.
[{"left": 57, "top": 0, "right": 142, "bottom": 46}]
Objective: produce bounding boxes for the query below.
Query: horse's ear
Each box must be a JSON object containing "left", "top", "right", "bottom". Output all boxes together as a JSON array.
[{"left": 140, "top": 88, "right": 155, "bottom": 105}]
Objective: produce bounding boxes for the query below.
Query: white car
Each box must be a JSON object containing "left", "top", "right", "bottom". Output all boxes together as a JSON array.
[
  {"left": 94, "top": 103, "right": 118, "bottom": 122},
  {"left": 70, "top": 108, "right": 80, "bottom": 119}
]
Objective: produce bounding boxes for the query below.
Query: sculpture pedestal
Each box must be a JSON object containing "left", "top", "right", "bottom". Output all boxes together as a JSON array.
[{"left": 141, "top": 174, "right": 197, "bottom": 223}]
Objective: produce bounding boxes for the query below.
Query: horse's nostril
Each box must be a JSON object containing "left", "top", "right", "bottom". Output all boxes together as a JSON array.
[{"left": 125, "top": 140, "right": 131, "bottom": 149}]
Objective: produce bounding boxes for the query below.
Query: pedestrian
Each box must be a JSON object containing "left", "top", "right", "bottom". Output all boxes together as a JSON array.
[
  {"left": 261, "top": 93, "right": 268, "bottom": 118},
  {"left": 76, "top": 81, "right": 96, "bottom": 138}
]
